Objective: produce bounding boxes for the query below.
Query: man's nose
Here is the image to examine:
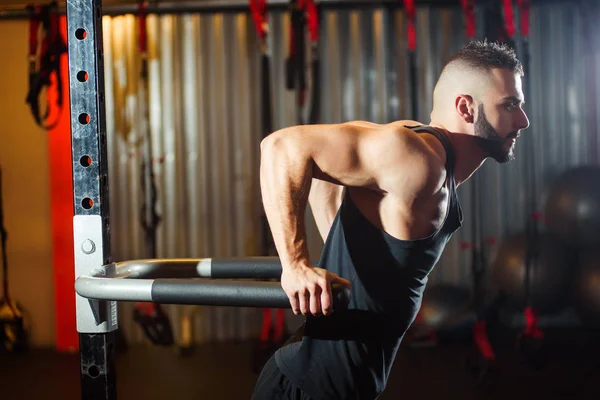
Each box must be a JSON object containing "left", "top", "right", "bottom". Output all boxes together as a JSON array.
[{"left": 518, "top": 107, "right": 530, "bottom": 131}]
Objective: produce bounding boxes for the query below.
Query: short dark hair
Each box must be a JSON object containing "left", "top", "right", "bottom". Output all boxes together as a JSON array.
[{"left": 446, "top": 39, "right": 524, "bottom": 76}]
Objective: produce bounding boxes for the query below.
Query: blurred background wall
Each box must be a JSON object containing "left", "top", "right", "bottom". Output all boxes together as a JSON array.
[{"left": 0, "top": 0, "right": 598, "bottom": 349}]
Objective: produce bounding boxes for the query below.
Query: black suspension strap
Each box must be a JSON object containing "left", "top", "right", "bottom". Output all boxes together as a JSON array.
[
  {"left": 137, "top": 0, "right": 161, "bottom": 260},
  {"left": 251, "top": 0, "right": 276, "bottom": 257},
  {"left": 286, "top": 0, "right": 320, "bottom": 125},
  {"left": 0, "top": 167, "right": 28, "bottom": 352},
  {"left": 134, "top": 1, "right": 173, "bottom": 347},
  {"left": 306, "top": 0, "right": 320, "bottom": 124},
  {"left": 25, "top": 1, "right": 67, "bottom": 130},
  {"left": 403, "top": 0, "right": 418, "bottom": 121}
]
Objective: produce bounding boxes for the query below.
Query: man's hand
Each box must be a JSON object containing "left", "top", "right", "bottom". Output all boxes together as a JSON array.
[{"left": 281, "top": 263, "right": 351, "bottom": 316}]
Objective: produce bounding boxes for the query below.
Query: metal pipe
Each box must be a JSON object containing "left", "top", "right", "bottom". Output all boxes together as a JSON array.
[
  {"left": 110, "top": 258, "right": 206, "bottom": 278},
  {"left": 75, "top": 276, "right": 351, "bottom": 308},
  {"left": 102, "top": 256, "right": 284, "bottom": 278},
  {"left": 103, "top": 256, "right": 317, "bottom": 279}
]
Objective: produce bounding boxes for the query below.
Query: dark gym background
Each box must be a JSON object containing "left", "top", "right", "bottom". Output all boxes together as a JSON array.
[{"left": 1, "top": 0, "right": 600, "bottom": 399}]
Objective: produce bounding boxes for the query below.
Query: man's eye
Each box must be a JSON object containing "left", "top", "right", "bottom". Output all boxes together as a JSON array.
[{"left": 506, "top": 102, "right": 518, "bottom": 110}]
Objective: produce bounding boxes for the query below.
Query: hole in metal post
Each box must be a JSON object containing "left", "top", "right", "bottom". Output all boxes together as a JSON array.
[
  {"left": 82, "top": 198, "right": 94, "bottom": 209},
  {"left": 79, "top": 113, "right": 91, "bottom": 125},
  {"left": 88, "top": 365, "right": 100, "bottom": 378},
  {"left": 80, "top": 156, "right": 92, "bottom": 167},
  {"left": 77, "top": 71, "right": 89, "bottom": 82},
  {"left": 75, "top": 28, "right": 87, "bottom": 40}
]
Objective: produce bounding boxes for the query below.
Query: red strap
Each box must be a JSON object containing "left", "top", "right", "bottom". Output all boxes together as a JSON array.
[
  {"left": 250, "top": 0, "right": 268, "bottom": 40},
  {"left": 460, "top": 241, "right": 473, "bottom": 250},
  {"left": 135, "top": 302, "right": 155, "bottom": 315},
  {"left": 460, "top": 0, "right": 476, "bottom": 38},
  {"left": 403, "top": 0, "right": 417, "bottom": 51},
  {"left": 523, "top": 306, "right": 544, "bottom": 339},
  {"left": 259, "top": 308, "right": 272, "bottom": 342},
  {"left": 40, "top": 31, "right": 49, "bottom": 65},
  {"left": 516, "top": 0, "right": 530, "bottom": 37},
  {"left": 27, "top": 5, "right": 40, "bottom": 58},
  {"left": 138, "top": 1, "right": 148, "bottom": 53},
  {"left": 304, "top": 0, "right": 319, "bottom": 42},
  {"left": 502, "top": 0, "right": 516, "bottom": 37},
  {"left": 474, "top": 321, "right": 496, "bottom": 360},
  {"left": 272, "top": 308, "right": 286, "bottom": 343},
  {"left": 49, "top": 4, "right": 59, "bottom": 44}
]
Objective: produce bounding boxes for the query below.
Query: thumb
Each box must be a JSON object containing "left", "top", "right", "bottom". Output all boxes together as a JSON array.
[{"left": 329, "top": 273, "right": 352, "bottom": 288}]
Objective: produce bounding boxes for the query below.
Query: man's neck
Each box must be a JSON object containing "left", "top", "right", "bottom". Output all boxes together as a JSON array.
[{"left": 428, "top": 122, "right": 488, "bottom": 186}]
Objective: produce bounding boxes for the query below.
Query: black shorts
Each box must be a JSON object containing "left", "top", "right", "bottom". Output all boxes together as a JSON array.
[{"left": 252, "top": 355, "right": 313, "bottom": 400}]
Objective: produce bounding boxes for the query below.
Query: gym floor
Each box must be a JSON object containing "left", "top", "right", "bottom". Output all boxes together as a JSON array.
[{"left": 1, "top": 329, "right": 600, "bottom": 400}]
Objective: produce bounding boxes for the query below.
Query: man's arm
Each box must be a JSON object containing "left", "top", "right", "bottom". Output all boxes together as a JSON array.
[
  {"left": 307, "top": 121, "right": 383, "bottom": 243},
  {"left": 260, "top": 122, "right": 441, "bottom": 316}
]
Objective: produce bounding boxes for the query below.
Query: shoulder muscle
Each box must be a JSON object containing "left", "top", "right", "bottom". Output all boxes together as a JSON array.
[{"left": 375, "top": 127, "right": 446, "bottom": 200}]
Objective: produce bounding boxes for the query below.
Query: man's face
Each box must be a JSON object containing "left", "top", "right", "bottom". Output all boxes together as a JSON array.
[{"left": 474, "top": 69, "right": 530, "bottom": 163}]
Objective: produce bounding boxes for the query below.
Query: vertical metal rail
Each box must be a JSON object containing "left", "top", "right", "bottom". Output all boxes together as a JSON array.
[{"left": 66, "top": 0, "right": 117, "bottom": 398}]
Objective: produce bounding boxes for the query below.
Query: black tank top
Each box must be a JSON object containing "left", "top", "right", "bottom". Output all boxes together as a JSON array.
[{"left": 274, "top": 126, "right": 463, "bottom": 400}]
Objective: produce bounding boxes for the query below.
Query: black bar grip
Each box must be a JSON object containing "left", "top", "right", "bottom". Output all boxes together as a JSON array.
[
  {"left": 203, "top": 257, "right": 321, "bottom": 279},
  {"left": 408, "top": 50, "right": 418, "bottom": 121},
  {"left": 151, "top": 279, "right": 351, "bottom": 310},
  {"left": 208, "top": 257, "right": 282, "bottom": 279}
]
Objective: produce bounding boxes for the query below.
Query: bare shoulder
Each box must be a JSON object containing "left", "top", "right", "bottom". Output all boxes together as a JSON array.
[
  {"left": 380, "top": 122, "right": 447, "bottom": 163},
  {"left": 374, "top": 122, "right": 447, "bottom": 198},
  {"left": 340, "top": 119, "right": 446, "bottom": 164}
]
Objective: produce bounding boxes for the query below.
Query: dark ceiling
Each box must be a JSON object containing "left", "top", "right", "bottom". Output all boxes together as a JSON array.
[{"left": 0, "top": 0, "right": 582, "bottom": 18}]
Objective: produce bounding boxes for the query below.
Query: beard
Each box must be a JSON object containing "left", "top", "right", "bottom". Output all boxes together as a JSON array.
[{"left": 474, "top": 104, "right": 518, "bottom": 163}]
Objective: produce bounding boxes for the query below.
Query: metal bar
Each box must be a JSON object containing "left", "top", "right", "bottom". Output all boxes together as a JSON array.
[
  {"left": 103, "top": 256, "right": 317, "bottom": 279},
  {"left": 76, "top": 276, "right": 154, "bottom": 301},
  {"left": 66, "top": 0, "right": 115, "bottom": 398},
  {"left": 197, "top": 257, "right": 282, "bottom": 279},
  {"left": 110, "top": 258, "right": 206, "bottom": 278},
  {"left": 75, "top": 276, "right": 351, "bottom": 309}
]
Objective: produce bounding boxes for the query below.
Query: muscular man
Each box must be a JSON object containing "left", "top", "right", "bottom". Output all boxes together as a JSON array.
[{"left": 253, "top": 40, "right": 530, "bottom": 400}]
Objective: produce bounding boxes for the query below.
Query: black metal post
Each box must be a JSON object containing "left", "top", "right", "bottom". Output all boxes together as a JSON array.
[{"left": 66, "top": 0, "right": 116, "bottom": 398}]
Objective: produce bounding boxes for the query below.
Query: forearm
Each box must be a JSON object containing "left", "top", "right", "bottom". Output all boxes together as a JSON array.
[{"left": 260, "top": 130, "right": 313, "bottom": 269}]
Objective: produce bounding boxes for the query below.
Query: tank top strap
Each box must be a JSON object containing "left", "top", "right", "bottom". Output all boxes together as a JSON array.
[{"left": 404, "top": 125, "right": 456, "bottom": 189}]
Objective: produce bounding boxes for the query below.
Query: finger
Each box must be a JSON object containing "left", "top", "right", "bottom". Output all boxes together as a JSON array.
[
  {"left": 321, "top": 282, "right": 333, "bottom": 316},
  {"left": 298, "top": 290, "right": 309, "bottom": 316},
  {"left": 310, "top": 284, "right": 322, "bottom": 316},
  {"left": 289, "top": 293, "right": 300, "bottom": 315}
]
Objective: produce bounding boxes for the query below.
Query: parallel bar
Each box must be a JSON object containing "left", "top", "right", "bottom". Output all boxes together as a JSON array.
[
  {"left": 151, "top": 280, "right": 350, "bottom": 308},
  {"left": 107, "top": 256, "right": 319, "bottom": 279},
  {"left": 197, "top": 257, "right": 282, "bottom": 279},
  {"left": 103, "top": 256, "right": 282, "bottom": 278},
  {"left": 75, "top": 276, "right": 154, "bottom": 302},
  {"left": 74, "top": 277, "right": 351, "bottom": 309},
  {"left": 110, "top": 258, "right": 207, "bottom": 278}
]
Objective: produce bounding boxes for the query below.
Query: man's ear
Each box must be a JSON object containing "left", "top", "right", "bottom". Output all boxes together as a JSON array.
[{"left": 455, "top": 94, "right": 475, "bottom": 123}]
